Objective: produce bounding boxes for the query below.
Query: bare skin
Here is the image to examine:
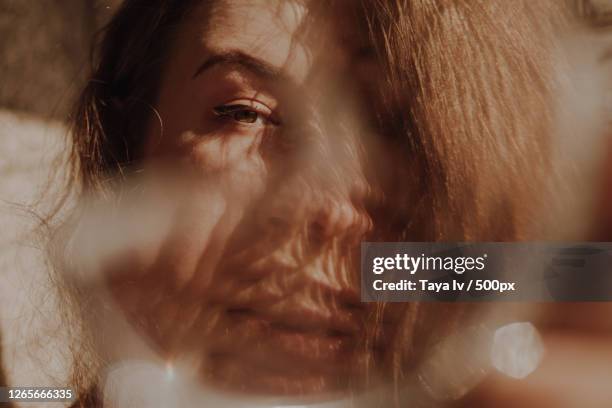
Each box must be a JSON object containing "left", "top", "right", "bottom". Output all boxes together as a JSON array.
[
  {"left": 75, "top": 0, "right": 612, "bottom": 404},
  {"left": 99, "top": 0, "right": 382, "bottom": 396}
]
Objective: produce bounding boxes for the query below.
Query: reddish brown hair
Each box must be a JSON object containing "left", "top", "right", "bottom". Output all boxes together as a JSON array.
[{"left": 57, "top": 0, "right": 573, "bottom": 403}]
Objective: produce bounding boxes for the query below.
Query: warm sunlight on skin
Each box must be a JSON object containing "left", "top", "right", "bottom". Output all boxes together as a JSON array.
[
  {"left": 104, "top": 0, "right": 382, "bottom": 396},
  {"left": 14, "top": 0, "right": 611, "bottom": 406}
]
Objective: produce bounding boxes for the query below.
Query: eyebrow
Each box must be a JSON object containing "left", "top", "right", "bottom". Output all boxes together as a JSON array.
[{"left": 192, "top": 50, "right": 286, "bottom": 81}]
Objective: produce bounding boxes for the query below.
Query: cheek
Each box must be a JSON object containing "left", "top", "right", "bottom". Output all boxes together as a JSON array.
[{"left": 181, "top": 130, "right": 269, "bottom": 204}]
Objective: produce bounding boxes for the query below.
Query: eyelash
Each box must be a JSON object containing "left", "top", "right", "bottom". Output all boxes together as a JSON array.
[{"left": 213, "top": 104, "right": 280, "bottom": 127}]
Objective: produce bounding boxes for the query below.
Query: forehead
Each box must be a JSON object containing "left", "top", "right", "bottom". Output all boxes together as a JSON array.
[{"left": 178, "top": 0, "right": 352, "bottom": 83}]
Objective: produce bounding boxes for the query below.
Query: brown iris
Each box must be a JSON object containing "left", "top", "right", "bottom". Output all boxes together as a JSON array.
[{"left": 214, "top": 104, "right": 260, "bottom": 124}]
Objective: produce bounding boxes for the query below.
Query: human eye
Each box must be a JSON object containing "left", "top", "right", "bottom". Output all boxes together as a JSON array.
[{"left": 212, "top": 100, "right": 280, "bottom": 127}]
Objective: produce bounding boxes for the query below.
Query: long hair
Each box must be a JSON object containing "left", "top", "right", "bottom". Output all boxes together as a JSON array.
[
  {"left": 51, "top": 2, "right": 202, "bottom": 405},
  {"left": 362, "top": 0, "right": 572, "bottom": 390},
  {"left": 51, "top": 0, "right": 573, "bottom": 404}
]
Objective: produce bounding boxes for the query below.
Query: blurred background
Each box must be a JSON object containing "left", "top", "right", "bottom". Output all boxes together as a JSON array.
[
  {"left": 0, "top": 0, "right": 122, "bottom": 119},
  {"left": 0, "top": 0, "right": 122, "bottom": 395}
]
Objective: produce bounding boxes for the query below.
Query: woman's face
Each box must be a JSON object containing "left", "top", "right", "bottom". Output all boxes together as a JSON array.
[{"left": 105, "top": 0, "right": 393, "bottom": 396}]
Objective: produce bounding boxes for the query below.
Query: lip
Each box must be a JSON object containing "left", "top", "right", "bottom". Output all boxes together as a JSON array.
[
  {"left": 198, "top": 252, "right": 368, "bottom": 395},
  {"left": 200, "top": 288, "right": 368, "bottom": 395},
  {"left": 208, "top": 312, "right": 356, "bottom": 365},
  {"left": 209, "top": 286, "right": 364, "bottom": 347},
  {"left": 205, "top": 266, "right": 364, "bottom": 331},
  {"left": 202, "top": 311, "right": 368, "bottom": 395}
]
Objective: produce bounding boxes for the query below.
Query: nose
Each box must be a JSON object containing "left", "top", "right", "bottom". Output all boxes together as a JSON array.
[
  {"left": 262, "top": 132, "right": 372, "bottom": 242},
  {"left": 260, "top": 177, "right": 371, "bottom": 248},
  {"left": 310, "top": 187, "right": 372, "bottom": 240},
  {"left": 258, "top": 73, "right": 375, "bottom": 241}
]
